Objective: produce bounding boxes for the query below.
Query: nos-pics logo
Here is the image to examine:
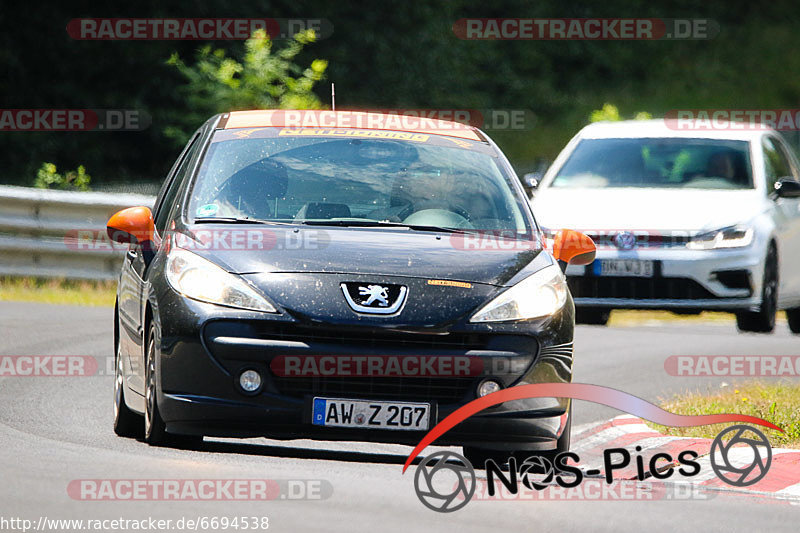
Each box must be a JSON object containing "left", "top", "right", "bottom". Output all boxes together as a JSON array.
[{"left": 413, "top": 425, "right": 773, "bottom": 512}]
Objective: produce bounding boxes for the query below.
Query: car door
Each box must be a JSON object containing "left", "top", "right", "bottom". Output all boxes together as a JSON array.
[
  {"left": 762, "top": 135, "right": 800, "bottom": 305},
  {"left": 122, "top": 132, "right": 204, "bottom": 393}
]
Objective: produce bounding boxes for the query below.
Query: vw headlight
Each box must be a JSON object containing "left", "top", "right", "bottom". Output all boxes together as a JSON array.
[
  {"left": 166, "top": 247, "right": 277, "bottom": 313},
  {"left": 686, "top": 225, "right": 754, "bottom": 250},
  {"left": 470, "top": 264, "right": 567, "bottom": 322}
]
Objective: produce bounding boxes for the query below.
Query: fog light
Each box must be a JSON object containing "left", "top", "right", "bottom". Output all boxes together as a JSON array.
[
  {"left": 239, "top": 370, "right": 262, "bottom": 393},
  {"left": 478, "top": 380, "right": 502, "bottom": 397}
]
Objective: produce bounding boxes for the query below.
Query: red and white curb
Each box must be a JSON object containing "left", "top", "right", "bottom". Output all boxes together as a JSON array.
[{"left": 572, "top": 415, "right": 800, "bottom": 500}]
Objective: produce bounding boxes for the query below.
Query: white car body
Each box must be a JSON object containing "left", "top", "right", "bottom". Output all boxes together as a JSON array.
[{"left": 532, "top": 120, "right": 800, "bottom": 317}]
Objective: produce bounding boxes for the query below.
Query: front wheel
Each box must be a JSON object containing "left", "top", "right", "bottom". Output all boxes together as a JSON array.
[
  {"left": 144, "top": 323, "right": 168, "bottom": 445},
  {"left": 736, "top": 245, "right": 778, "bottom": 333},
  {"left": 144, "top": 322, "right": 203, "bottom": 448},
  {"left": 114, "top": 343, "right": 143, "bottom": 438}
]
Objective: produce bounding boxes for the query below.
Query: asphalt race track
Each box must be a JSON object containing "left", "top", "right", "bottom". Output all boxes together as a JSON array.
[{"left": 1, "top": 301, "right": 798, "bottom": 532}]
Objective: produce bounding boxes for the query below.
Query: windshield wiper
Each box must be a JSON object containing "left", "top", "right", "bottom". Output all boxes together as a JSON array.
[
  {"left": 296, "top": 219, "right": 475, "bottom": 234},
  {"left": 196, "top": 217, "right": 478, "bottom": 235},
  {"left": 193, "top": 217, "right": 294, "bottom": 226}
]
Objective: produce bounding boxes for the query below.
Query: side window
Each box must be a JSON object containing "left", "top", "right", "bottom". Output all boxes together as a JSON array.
[
  {"left": 761, "top": 137, "right": 791, "bottom": 193},
  {"left": 154, "top": 135, "right": 203, "bottom": 234},
  {"left": 774, "top": 139, "right": 800, "bottom": 180}
]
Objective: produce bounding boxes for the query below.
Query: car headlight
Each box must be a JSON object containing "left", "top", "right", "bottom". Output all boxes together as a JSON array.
[
  {"left": 470, "top": 264, "right": 567, "bottom": 322},
  {"left": 166, "top": 247, "right": 277, "bottom": 313},
  {"left": 686, "top": 225, "right": 754, "bottom": 250}
]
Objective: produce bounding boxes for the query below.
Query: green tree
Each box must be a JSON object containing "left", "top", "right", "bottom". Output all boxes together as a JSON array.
[
  {"left": 165, "top": 28, "right": 328, "bottom": 145},
  {"left": 33, "top": 163, "right": 91, "bottom": 191}
]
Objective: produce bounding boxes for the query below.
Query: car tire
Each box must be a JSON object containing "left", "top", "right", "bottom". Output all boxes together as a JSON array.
[
  {"left": 144, "top": 322, "right": 203, "bottom": 448},
  {"left": 114, "top": 342, "right": 143, "bottom": 438},
  {"left": 463, "top": 406, "right": 572, "bottom": 468},
  {"left": 787, "top": 308, "right": 800, "bottom": 334},
  {"left": 144, "top": 323, "right": 169, "bottom": 445},
  {"left": 575, "top": 308, "right": 610, "bottom": 326},
  {"left": 736, "top": 245, "right": 778, "bottom": 334}
]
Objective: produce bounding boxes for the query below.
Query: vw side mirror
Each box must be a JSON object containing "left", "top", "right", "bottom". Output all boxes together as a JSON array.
[
  {"left": 522, "top": 172, "right": 542, "bottom": 190},
  {"left": 775, "top": 178, "right": 800, "bottom": 199}
]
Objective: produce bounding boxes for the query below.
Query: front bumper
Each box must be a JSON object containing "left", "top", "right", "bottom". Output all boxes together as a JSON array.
[
  {"left": 153, "top": 287, "right": 575, "bottom": 450},
  {"left": 566, "top": 246, "right": 764, "bottom": 312}
]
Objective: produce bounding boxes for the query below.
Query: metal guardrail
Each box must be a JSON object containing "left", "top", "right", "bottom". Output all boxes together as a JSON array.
[{"left": 0, "top": 185, "right": 155, "bottom": 280}]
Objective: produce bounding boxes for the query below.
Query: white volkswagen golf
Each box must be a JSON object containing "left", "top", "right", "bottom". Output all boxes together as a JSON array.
[{"left": 530, "top": 120, "right": 800, "bottom": 333}]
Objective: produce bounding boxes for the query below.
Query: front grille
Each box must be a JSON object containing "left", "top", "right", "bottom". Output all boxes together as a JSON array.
[
  {"left": 272, "top": 376, "right": 475, "bottom": 404},
  {"left": 252, "top": 324, "right": 487, "bottom": 352},
  {"left": 583, "top": 231, "right": 691, "bottom": 249},
  {"left": 568, "top": 276, "right": 718, "bottom": 300},
  {"left": 257, "top": 325, "right": 485, "bottom": 403}
]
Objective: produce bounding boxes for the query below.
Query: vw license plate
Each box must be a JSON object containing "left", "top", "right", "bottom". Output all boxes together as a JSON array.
[
  {"left": 596, "top": 259, "right": 654, "bottom": 278},
  {"left": 312, "top": 398, "right": 430, "bottom": 431}
]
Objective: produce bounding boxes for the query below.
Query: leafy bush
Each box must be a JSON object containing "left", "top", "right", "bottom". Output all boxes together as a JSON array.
[
  {"left": 589, "top": 103, "right": 652, "bottom": 123},
  {"left": 33, "top": 163, "right": 91, "bottom": 191},
  {"left": 165, "top": 28, "right": 328, "bottom": 145}
]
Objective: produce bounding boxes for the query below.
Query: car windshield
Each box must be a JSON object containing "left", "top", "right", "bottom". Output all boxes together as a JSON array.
[
  {"left": 550, "top": 138, "right": 754, "bottom": 189},
  {"left": 188, "top": 128, "right": 531, "bottom": 233}
]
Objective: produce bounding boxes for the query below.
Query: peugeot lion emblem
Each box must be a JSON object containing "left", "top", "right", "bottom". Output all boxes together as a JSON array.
[
  {"left": 359, "top": 285, "right": 390, "bottom": 307},
  {"left": 341, "top": 282, "right": 408, "bottom": 315}
]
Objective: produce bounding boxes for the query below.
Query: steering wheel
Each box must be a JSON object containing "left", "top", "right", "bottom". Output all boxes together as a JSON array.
[{"left": 403, "top": 209, "right": 473, "bottom": 229}]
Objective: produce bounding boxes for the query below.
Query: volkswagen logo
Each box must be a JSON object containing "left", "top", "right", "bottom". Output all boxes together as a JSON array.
[
  {"left": 710, "top": 425, "right": 772, "bottom": 487},
  {"left": 414, "top": 451, "right": 476, "bottom": 513},
  {"left": 612, "top": 231, "right": 637, "bottom": 250}
]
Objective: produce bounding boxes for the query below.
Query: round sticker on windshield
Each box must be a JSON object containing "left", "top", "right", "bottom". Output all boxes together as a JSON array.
[{"left": 196, "top": 204, "right": 219, "bottom": 217}]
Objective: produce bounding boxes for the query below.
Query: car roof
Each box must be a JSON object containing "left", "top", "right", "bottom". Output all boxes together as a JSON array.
[
  {"left": 219, "top": 110, "right": 484, "bottom": 141},
  {"left": 577, "top": 119, "right": 771, "bottom": 142}
]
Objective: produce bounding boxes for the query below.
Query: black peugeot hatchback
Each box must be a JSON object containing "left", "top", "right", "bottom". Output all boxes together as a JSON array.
[{"left": 108, "top": 110, "right": 595, "bottom": 463}]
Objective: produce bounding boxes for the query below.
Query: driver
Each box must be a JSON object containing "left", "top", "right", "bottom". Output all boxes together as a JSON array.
[
  {"left": 706, "top": 151, "right": 736, "bottom": 180},
  {"left": 213, "top": 158, "right": 289, "bottom": 219}
]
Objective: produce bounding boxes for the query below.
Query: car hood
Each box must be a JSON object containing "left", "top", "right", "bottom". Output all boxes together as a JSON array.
[
  {"left": 532, "top": 188, "right": 767, "bottom": 233},
  {"left": 181, "top": 225, "right": 543, "bottom": 287}
]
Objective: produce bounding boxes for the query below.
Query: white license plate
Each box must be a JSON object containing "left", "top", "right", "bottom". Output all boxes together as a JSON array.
[
  {"left": 596, "top": 259, "right": 654, "bottom": 278},
  {"left": 312, "top": 398, "right": 430, "bottom": 431}
]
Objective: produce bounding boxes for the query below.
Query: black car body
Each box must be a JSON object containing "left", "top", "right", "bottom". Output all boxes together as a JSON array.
[{"left": 110, "top": 111, "right": 593, "bottom": 458}]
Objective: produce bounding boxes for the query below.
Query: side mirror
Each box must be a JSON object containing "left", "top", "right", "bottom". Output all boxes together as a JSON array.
[
  {"left": 107, "top": 206, "right": 155, "bottom": 244},
  {"left": 775, "top": 178, "right": 800, "bottom": 199},
  {"left": 522, "top": 172, "right": 542, "bottom": 190},
  {"left": 552, "top": 229, "right": 596, "bottom": 266}
]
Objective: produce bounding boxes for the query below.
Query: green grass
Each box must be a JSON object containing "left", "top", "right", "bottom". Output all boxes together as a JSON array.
[
  {"left": 647, "top": 382, "right": 800, "bottom": 448},
  {"left": 0, "top": 276, "right": 116, "bottom": 307}
]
